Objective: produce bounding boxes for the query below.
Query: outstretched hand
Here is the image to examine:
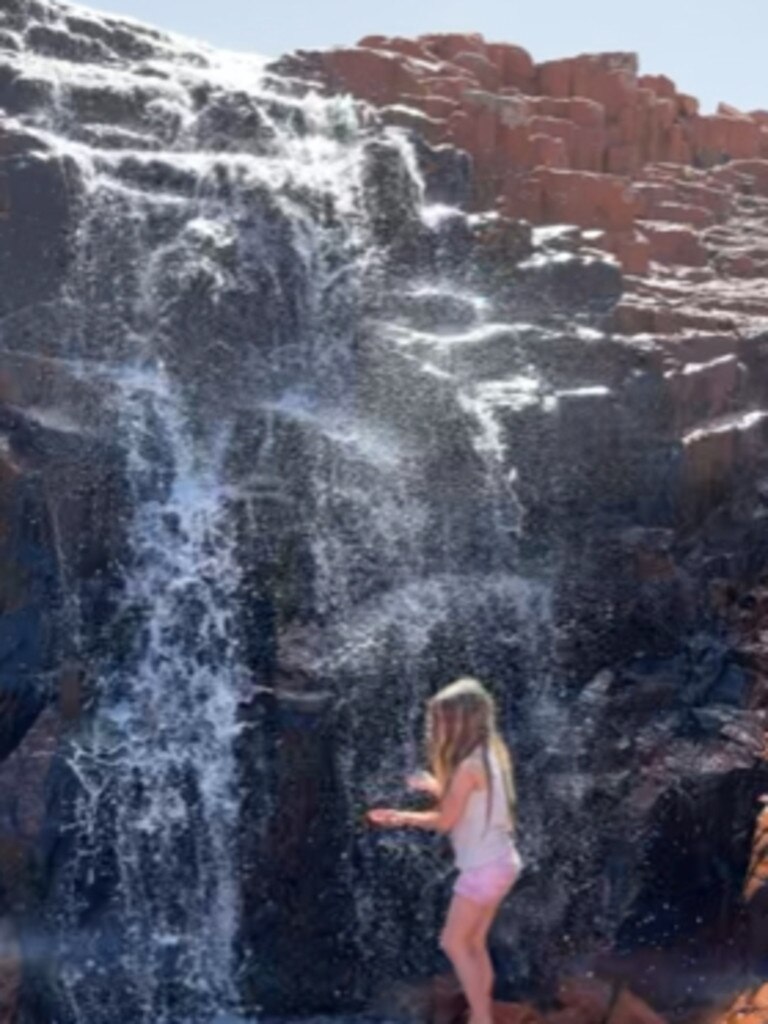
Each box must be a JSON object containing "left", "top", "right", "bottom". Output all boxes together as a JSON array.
[{"left": 367, "top": 808, "right": 404, "bottom": 828}]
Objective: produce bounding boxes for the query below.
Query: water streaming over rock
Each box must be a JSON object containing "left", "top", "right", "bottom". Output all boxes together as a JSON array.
[
  {"left": 55, "top": 369, "right": 244, "bottom": 1022},
  {"left": 0, "top": 3, "right": 551, "bottom": 1018},
  {"left": 3, "top": 2, "right": 767, "bottom": 1022}
]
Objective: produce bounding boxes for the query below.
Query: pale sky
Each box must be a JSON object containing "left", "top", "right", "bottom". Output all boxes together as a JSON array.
[{"left": 93, "top": 0, "right": 766, "bottom": 115}]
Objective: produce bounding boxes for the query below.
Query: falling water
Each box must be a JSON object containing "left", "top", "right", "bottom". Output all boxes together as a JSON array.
[
  {"left": 57, "top": 370, "right": 243, "bottom": 1022},
  {"left": 4, "top": 16, "right": 414, "bottom": 1018},
  {"left": 0, "top": 1, "right": 569, "bottom": 1019}
]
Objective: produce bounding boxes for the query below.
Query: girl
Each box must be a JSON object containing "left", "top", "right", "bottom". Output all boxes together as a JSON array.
[{"left": 368, "top": 677, "right": 521, "bottom": 1024}]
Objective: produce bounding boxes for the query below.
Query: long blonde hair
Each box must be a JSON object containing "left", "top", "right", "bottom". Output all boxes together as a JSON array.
[{"left": 427, "top": 677, "right": 516, "bottom": 827}]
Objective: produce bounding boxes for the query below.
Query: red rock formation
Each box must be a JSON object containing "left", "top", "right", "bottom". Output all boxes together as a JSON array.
[
  {"left": 315, "top": 34, "right": 768, "bottom": 182},
  {"left": 286, "top": 32, "right": 768, "bottom": 350}
]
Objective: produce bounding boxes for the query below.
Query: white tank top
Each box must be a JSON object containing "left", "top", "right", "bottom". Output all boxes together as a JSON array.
[{"left": 450, "top": 747, "right": 514, "bottom": 871}]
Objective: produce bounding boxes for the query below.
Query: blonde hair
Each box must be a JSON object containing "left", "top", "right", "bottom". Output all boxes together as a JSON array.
[{"left": 427, "top": 677, "right": 516, "bottom": 827}]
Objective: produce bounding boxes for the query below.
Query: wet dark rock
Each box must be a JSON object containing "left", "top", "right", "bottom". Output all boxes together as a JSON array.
[
  {"left": 25, "top": 23, "right": 113, "bottom": 62},
  {"left": 421, "top": 208, "right": 475, "bottom": 275},
  {"left": 66, "top": 81, "right": 154, "bottom": 126},
  {"left": 0, "top": 67, "right": 56, "bottom": 115},
  {"left": 514, "top": 251, "right": 624, "bottom": 318},
  {"left": 376, "top": 290, "right": 480, "bottom": 333},
  {"left": 147, "top": 192, "right": 312, "bottom": 411},
  {"left": 195, "top": 90, "right": 277, "bottom": 152},
  {"left": 114, "top": 155, "right": 199, "bottom": 194},
  {"left": 355, "top": 329, "right": 473, "bottom": 446},
  {"left": 239, "top": 690, "right": 357, "bottom": 1014},
  {"left": 0, "top": 29, "right": 21, "bottom": 51},
  {"left": 0, "top": 395, "right": 126, "bottom": 773},
  {"left": 410, "top": 135, "right": 472, "bottom": 207},
  {"left": 0, "top": 150, "right": 82, "bottom": 318},
  {"left": 77, "top": 124, "right": 160, "bottom": 150},
  {"left": 64, "top": 14, "right": 159, "bottom": 61},
  {"left": 620, "top": 768, "right": 768, "bottom": 951},
  {"left": 362, "top": 138, "right": 423, "bottom": 248},
  {"left": 0, "top": 0, "right": 33, "bottom": 33},
  {"left": 0, "top": 453, "right": 53, "bottom": 763},
  {"left": 468, "top": 212, "right": 534, "bottom": 279},
  {"left": 0, "top": 124, "right": 49, "bottom": 156}
]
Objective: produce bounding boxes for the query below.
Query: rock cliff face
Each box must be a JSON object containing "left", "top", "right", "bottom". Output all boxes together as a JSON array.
[
  {"left": 278, "top": 35, "right": 768, "bottom": 336},
  {"left": 1, "top": 7, "right": 768, "bottom": 1024}
]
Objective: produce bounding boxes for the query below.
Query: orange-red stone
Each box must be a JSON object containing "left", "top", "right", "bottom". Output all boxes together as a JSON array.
[
  {"left": 640, "top": 222, "right": 709, "bottom": 266},
  {"left": 320, "top": 48, "right": 424, "bottom": 105},
  {"left": 638, "top": 73, "right": 676, "bottom": 100},
  {"left": 295, "top": 30, "right": 768, "bottom": 295},
  {"left": 537, "top": 169, "right": 637, "bottom": 230},
  {"left": 486, "top": 42, "right": 535, "bottom": 89},
  {"left": 420, "top": 32, "right": 488, "bottom": 61},
  {"left": 357, "top": 35, "right": 432, "bottom": 62}
]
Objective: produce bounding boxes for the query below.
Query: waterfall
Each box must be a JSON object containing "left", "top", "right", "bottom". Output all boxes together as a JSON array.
[
  {"left": 0, "top": 12, "right": 406, "bottom": 1018},
  {"left": 5, "top": 4, "right": 768, "bottom": 1020},
  {"left": 0, "top": 2, "right": 566, "bottom": 1019},
  {"left": 57, "top": 370, "right": 243, "bottom": 1022}
]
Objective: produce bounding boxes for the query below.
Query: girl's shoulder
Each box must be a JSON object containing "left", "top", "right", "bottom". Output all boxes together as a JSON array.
[{"left": 456, "top": 751, "right": 487, "bottom": 786}]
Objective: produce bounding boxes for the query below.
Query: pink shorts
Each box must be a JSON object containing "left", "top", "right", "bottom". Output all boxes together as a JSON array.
[{"left": 454, "top": 850, "right": 521, "bottom": 906}]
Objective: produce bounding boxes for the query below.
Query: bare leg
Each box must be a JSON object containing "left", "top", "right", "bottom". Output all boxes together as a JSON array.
[
  {"left": 468, "top": 903, "right": 497, "bottom": 1008},
  {"left": 440, "top": 895, "right": 493, "bottom": 1024},
  {"left": 462, "top": 878, "right": 517, "bottom": 1020}
]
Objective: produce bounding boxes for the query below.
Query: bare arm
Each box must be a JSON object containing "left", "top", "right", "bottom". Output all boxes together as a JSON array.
[{"left": 368, "top": 761, "right": 481, "bottom": 834}]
